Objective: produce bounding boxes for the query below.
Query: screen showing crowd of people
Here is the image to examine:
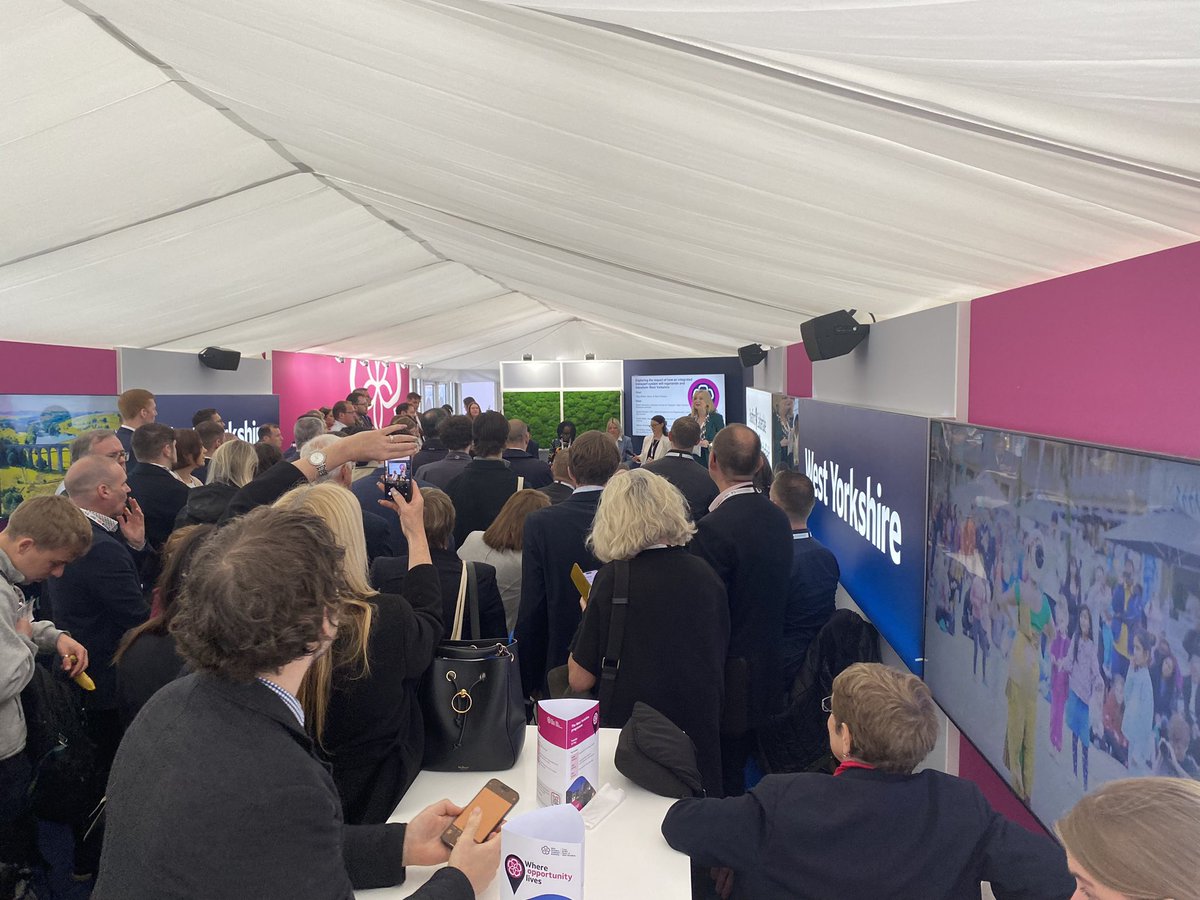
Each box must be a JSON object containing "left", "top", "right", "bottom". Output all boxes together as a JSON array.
[{"left": 2, "top": 387, "right": 1197, "bottom": 900}]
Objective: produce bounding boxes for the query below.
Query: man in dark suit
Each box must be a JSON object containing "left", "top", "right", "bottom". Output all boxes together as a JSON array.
[
  {"left": 126, "top": 423, "right": 190, "bottom": 587},
  {"left": 538, "top": 450, "right": 575, "bottom": 505},
  {"left": 502, "top": 420, "right": 552, "bottom": 489},
  {"left": 115, "top": 388, "right": 157, "bottom": 463},
  {"left": 690, "top": 424, "right": 792, "bottom": 795},
  {"left": 49, "top": 456, "right": 151, "bottom": 877},
  {"left": 416, "top": 416, "right": 473, "bottom": 489},
  {"left": 93, "top": 506, "right": 497, "bottom": 900},
  {"left": 445, "top": 412, "right": 518, "bottom": 547},
  {"left": 645, "top": 417, "right": 718, "bottom": 521},
  {"left": 516, "top": 431, "right": 620, "bottom": 697},
  {"left": 193, "top": 419, "right": 230, "bottom": 483},
  {"left": 771, "top": 470, "right": 840, "bottom": 689},
  {"left": 662, "top": 664, "right": 1074, "bottom": 900},
  {"left": 410, "top": 408, "right": 449, "bottom": 473}
]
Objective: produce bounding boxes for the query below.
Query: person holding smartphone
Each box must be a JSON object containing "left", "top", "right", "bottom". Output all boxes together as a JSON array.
[{"left": 93, "top": 505, "right": 500, "bottom": 899}]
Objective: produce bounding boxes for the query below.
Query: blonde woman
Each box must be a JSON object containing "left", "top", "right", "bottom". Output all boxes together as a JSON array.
[
  {"left": 176, "top": 438, "right": 258, "bottom": 526},
  {"left": 605, "top": 417, "right": 635, "bottom": 463},
  {"left": 1057, "top": 777, "right": 1200, "bottom": 900},
  {"left": 273, "top": 480, "right": 442, "bottom": 826},
  {"left": 690, "top": 389, "right": 724, "bottom": 465},
  {"left": 567, "top": 468, "right": 729, "bottom": 794}
]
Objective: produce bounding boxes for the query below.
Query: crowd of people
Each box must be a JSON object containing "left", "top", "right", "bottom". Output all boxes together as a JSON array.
[{"left": 1, "top": 385, "right": 1196, "bottom": 900}]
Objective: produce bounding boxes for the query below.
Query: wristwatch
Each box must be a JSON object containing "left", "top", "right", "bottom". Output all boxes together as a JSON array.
[{"left": 307, "top": 450, "right": 328, "bottom": 478}]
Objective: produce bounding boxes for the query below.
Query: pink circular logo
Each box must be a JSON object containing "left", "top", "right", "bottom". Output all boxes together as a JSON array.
[{"left": 688, "top": 378, "right": 720, "bottom": 410}]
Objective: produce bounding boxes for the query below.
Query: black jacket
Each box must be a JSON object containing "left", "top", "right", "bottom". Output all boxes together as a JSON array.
[
  {"left": 48, "top": 522, "right": 149, "bottom": 710},
  {"left": 115, "top": 631, "right": 185, "bottom": 731},
  {"left": 175, "top": 482, "right": 238, "bottom": 527},
  {"left": 690, "top": 491, "right": 793, "bottom": 729},
  {"left": 410, "top": 440, "right": 448, "bottom": 476},
  {"left": 373, "top": 550, "right": 506, "bottom": 643},
  {"left": 324, "top": 566, "right": 443, "bottom": 825},
  {"left": 515, "top": 489, "right": 603, "bottom": 695},
  {"left": 93, "top": 674, "right": 471, "bottom": 900},
  {"left": 501, "top": 449, "right": 553, "bottom": 489},
  {"left": 445, "top": 459, "right": 518, "bottom": 548},
  {"left": 537, "top": 481, "right": 574, "bottom": 505},
  {"left": 349, "top": 467, "right": 406, "bottom": 557},
  {"left": 644, "top": 451, "right": 718, "bottom": 522},
  {"left": 221, "top": 460, "right": 306, "bottom": 523},
  {"left": 116, "top": 425, "right": 136, "bottom": 463},
  {"left": 126, "top": 462, "right": 190, "bottom": 547},
  {"left": 662, "top": 767, "right": 1074, "bottom": 900},
  {"left": 781, "top": 530, "right": 841, "bottom": 688}
]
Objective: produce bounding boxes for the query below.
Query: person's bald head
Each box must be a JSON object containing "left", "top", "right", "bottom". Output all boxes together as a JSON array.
[
  {"left": 64, "top": 456, "right": 131, "bottom": 518},
  {"left": 709, "top": 424, "right": 763, "bottom": 483}
]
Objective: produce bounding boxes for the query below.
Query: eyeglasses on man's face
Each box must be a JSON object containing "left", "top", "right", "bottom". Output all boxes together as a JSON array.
[{"left": 103, "top": 450, "right": 128, "bottom": 462}]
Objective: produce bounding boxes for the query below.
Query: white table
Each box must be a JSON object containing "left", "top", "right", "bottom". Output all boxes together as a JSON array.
[{"left": 356, "top": 726, "right": 690, "bottom": 899}]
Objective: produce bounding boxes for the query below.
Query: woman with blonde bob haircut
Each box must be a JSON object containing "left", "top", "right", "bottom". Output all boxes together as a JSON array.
[
  {"left": 177, "top": 438, "right": 258, "bottom": 525},
  {"left": 273, "top": 479, "right": 445, "bottom": 826},
  {"left": 1056, "top": 776, "right": 1200, "bottom": 900},
  {"left": 569, "top": 468, "right": 730, "bottom": 794}
]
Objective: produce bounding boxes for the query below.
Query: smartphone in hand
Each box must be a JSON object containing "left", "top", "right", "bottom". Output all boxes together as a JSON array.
[
  {"left": 441, "top": 778, "right": 519, "bottom": 848},
  {"left": 381, "top": 458, "right": 412, "bottom": 501}
]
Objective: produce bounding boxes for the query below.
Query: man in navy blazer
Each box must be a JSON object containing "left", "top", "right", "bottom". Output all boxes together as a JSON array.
[
  {"left": 115, "top": 388, "right": 157, "bottom": 465},
  {"left": 501, "top": 420, "right": 552, "bottom": 489},
  {"left": 515, "top": 431, "right": 620, "bottom": 697},
  {"left": 690, "top": 424, "right": 793, "bottom": 794},
  {"left": 125, "top": 424, "right": 190, "bottom": 556},
  {"left": 663, "top": 664, "right": 1074, "bottom": 900}
]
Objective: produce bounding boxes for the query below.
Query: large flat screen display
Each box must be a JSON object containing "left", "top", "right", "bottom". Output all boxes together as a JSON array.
[
  {"left": 0, "top": 394, "right": 119, "bottom": 516},
  {"left": 795, "top": 400, "right": 929, "bottom": 673},
  {"left": 925, "top": 421, "right": 1200, "bottom": 828},
  {"left": 630, "top": 374, "right": 725, "bottom": 429}
]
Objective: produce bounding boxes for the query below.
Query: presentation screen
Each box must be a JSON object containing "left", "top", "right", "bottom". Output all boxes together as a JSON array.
[
  {"left": 155, "top": 394, "right": 281, "bottom": 444},
  {"left": 0, "top": 394, "right": 118, "bottom": 516},
  {"left": 794, "top": 400, "right": 929, "bottom": 673},
  {"left": 926, "top": 421, "right": 1200, "bottom": 829},
  {"left": 629, "top": 374, "right": 725, "bottom": 430}
]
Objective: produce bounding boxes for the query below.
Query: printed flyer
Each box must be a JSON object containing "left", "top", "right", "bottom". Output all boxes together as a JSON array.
[
  {"left": 501, "top": 805, "right": 585, "bottom": 900},
  {"left": 536, "top": 699, "right": 600, "bottom": 809}
]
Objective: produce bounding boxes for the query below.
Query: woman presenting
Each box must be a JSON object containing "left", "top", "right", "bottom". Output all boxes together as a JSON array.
[{"left": 690, "top": 389, "right": 724, "bottom": 465}]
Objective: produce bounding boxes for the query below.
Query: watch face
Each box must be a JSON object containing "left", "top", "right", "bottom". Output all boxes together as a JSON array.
[{"left": 308, "top": 451, "right": 326, "bottom": 466}]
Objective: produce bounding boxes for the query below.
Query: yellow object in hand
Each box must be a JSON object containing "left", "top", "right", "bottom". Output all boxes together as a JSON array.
[{"left": 72, "top": 671, "right": 95, "bottom": 691}]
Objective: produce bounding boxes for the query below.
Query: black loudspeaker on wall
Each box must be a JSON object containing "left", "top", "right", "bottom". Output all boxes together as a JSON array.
[
  {"left": 198, "top": 346, "right": 241, "bottom": 371},
  {"left": 800, "top": 310, "right": 870, "bottom": 362},
  {"left": 737, "top": 343, "right": 769, "bottom": 368}
]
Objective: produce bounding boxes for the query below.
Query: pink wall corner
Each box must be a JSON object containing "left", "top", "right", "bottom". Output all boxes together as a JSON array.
[
  {"left": 969, "top": 241, "right": 1200, "bottom": 459},
  {"left": 785, "top": 342, "right": 813, "bottom": 398},
  {"left": 272, "top": 351, "right": 408, "bottom": 446},
  {"left": 957, "top": 737, "right": 1049, "bottom": 837},
  {"left": 0, "top": 341, "right": 118, "bottom": 396}
]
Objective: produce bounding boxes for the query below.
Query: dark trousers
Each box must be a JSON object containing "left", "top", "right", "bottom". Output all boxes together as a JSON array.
[
  {"left": 0, "top": 751, "right": 34, "bottom": 867},
  {"left": 720, "top": 731, "right": 754, "bottom": 797},
  {"left": 72, "top": 708, "right": 122, "bottom": 876}
]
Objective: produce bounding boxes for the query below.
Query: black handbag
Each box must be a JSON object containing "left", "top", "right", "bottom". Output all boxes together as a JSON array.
[
  {"left": 615, "top": 701, "right": 704, "bottom": 799},
  {"left": 420, "top": 562, "right": 526, "bottom": 771}
]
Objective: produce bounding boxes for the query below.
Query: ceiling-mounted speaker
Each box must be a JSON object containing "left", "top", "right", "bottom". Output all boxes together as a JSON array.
[
  {"left": 198, "top": 346, "right": 241, "bottom": 371},
  {"left": 737, "top": 343, "right": 768, "bottom": 368},
  {"left": 800, "top": 310, "right": 870, "bottom": 362}
]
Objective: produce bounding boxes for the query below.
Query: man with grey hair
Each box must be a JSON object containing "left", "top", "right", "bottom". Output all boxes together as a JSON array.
[
  {"left": 502, "top": 420, "right": 552, "bottom": 489},
  {"left": 56, "top": 429, "right": 127, "bottom": 495},
  {"left": 284, "top": 415, "right": 327, "bottom": 463},
  {"left": 297, "top": 435, "right": 392, "bottom": 563}
]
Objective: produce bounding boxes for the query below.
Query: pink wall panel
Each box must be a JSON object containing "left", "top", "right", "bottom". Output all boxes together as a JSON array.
[
  {"left": 785, "top": 342, "right": 813, "bottom": 397},
  {"left": 969, "top": 242, "right": 1200, "bottom": 459},
  {"left": 272, "top": 351, "right": 408, "bottom": 446},
  {"left": 0, "top": 341, "right": 118, "bottom": 396},
  {"left": 957, "top": 737, "right": 1048, "bottom": 836}
]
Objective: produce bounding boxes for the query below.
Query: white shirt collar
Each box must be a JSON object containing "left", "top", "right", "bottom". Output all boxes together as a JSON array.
[
  {"left": 573, "top": 485, "right": 604, "bottom": 494},
  {"left": 709, "top": 482, "right": 757, "bottom": 512},
  {"left": 80, "top": 507, "right": 119, "bottom": 533}
]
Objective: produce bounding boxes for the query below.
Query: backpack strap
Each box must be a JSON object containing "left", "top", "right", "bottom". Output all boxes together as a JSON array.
[{"left": 598, "top": 560, "right": 630, "bottom": 717}]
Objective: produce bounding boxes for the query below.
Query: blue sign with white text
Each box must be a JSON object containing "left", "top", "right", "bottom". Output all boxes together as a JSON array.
[
  {"left": 154, "top": 394, "right": 280, "bottom": 444},
  {"left": 794, "top": 400, "right": 929, "bottom": 673}
]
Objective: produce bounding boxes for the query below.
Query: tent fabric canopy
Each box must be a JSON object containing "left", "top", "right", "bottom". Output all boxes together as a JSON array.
[{"left": 3, "top": 0, "right": 1197, "bottom": 369}]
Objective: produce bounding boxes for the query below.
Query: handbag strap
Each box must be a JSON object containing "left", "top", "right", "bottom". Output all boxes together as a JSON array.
[
  {"left": 465, "top": 561, "right": 480, "bottom": 641},
  {"left": 516, "top": 475, "right": 524, "bottom": 490},
  {"left": 598, "top": 560, "right": 630, "bottom": 715},
  {"left": 450, "top": 563, "right": 469, "bottom": 641}
]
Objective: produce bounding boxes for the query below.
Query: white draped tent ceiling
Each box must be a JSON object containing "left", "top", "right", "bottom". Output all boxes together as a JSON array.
[{"left": 3, "top": 0, "right": 1198, "bottom": 370}]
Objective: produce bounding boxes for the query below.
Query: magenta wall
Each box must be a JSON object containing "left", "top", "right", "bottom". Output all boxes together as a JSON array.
[
  {"left": 272, "top": 351, "right": 409, "bottom": 445},
  {"left": 0, "top": 340, "right": 118, "bottom": 395},
  {"left": 970, "top": 241, "right": 1200, "bottom": 459},
  {"left": 963, "top": 239, "right": 1200, "bottom": 836},
  {"left": 785, "top": 342, "right": 813, "bottom": 398}
]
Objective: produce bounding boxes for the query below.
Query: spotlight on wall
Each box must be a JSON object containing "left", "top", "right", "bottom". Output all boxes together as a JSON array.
[
  {"left": 334, "top": 355, "right": 345, "bottom": 363},
  {"left": 585, "top": 353, "right": 596, "bottom": 361},
  {"left": 522, "top": 353, "right": 533, "bottom": 361},
  {"left": 800, "top": 309, "right": 871, "bottom": 362},
  {"left": 736, "top": 343, "right": 769, "bottom": 368}
]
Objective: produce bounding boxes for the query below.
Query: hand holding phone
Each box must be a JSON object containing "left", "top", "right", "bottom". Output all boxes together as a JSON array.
[
  {"left": 441, "top": 778, "right": 519, "bottom": 848},
  {"left": 381, "top": 458, "right": 412, "bottom": 501}
]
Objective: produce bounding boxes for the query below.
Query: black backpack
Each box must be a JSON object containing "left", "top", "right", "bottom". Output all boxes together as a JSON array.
[{"left": 20, "top": 662, "right": 100, "bottom": 822}]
